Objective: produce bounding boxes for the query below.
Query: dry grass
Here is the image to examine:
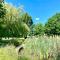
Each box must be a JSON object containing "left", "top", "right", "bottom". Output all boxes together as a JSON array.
[
  {"left": 19, "top": 36, "right": 60, "bottom": 60},
  {"left": 0, "top": 36, "right": 60, "bottom": 60}
]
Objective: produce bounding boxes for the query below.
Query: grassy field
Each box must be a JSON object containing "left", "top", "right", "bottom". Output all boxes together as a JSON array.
[
  {"left": 0, "top": 36, "right": 60, "bottom": 60},
  {"left": 0, "top": 46, "right": 18, "bottom": 60},
  {"left": 19, "top": 36, "right": 60, "bottom": 60}
]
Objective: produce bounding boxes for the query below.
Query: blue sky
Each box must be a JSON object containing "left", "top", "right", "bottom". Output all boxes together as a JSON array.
[{"left": 5, "top": 0, "right": 60, "bottom": 24}]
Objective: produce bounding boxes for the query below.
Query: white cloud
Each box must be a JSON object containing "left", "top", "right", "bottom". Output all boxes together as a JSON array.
[{"left": 35, "top": 18, "right": 40, "bottom": 20}]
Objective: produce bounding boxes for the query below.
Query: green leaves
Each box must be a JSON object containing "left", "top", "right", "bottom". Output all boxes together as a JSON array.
[
  {"left": 0, "top": 3, "right": 6, "bottom": 18},
  {"left": 0, "top": 3, "right": 31, "bottom": 38},
  {"left": 21, "top": 13, "right": 33, "bottom": 27},
  {"left": 45, "top": 13, "right": 60, "bottom": 35},
  {"left": 30, "top": 23, "right": 44, "bottom": 36}
]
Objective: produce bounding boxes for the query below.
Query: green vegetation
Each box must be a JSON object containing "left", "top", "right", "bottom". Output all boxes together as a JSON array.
[
  {"left": 0, "top": 1, "right": 60, "bottom": 60},
  {"left": 19, "top": 36, "right": 60, "bottom": 60},
  {"left": 45, "top": 13, "right": 60, "bottom": 36},
  {"left": 0, "top": 0, "right": 6, "bottom": 18},
  {"left": 30, "top": 23, "right": 44, "bottom": 36},
  {"left": 0, "top": 46, "right": 18, "bottom": 60},
  {"left": 21, "top": 13, "right": 33, "bottom": 27},
  {"left": 0, "top": 3, "right": 31, "bottom": 39},
  {"left": 0, "top": 36, "right": 60, "bottom": 60},
  {"left": 0, "top": 38, "right": 25, "bottom": 47}
]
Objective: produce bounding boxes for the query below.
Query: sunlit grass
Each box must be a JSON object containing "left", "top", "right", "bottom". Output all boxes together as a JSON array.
[
  {"left": 0, "top": 45, "right": 18, "bottom": 60},
  {"left": 19, "top": 36, "right": 60, "bottom": 60},
  {"left": 0, "top": 36, "right": 60, "bottom": 60}
]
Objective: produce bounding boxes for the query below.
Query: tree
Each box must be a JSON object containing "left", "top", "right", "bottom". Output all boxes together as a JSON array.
[
  {"left": 0, "top": 0, "right": 6, "bottom": 18},
  {"left": 21, "top": 13, "right": 33, "bottom": 27},
  {"left": 45, "top": 13, "right": 60, "bottom": 35},
  {"left": 30, "top": 23, "right": 44, "bottom": 36},
  {"left": 0, "top": 3, "right": 30, "bottom": 38}
]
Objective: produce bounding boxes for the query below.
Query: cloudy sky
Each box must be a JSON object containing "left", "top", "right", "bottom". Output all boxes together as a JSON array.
[{"left": 5, "top": 0, "right": 60, "bottom": 24}]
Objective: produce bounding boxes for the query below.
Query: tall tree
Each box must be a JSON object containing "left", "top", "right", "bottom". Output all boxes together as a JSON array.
[
  {"left": 0, "top": 3, "right": 30, "bottom": 38},
  {"left": 21, "top": 13, "right": 33, "bottom": 27},
  {"left": 45, "top": 13, "right": 60, "bottom": 35},
  {"left": 30, "top": 23, "right": 44, "bottom": 36}
]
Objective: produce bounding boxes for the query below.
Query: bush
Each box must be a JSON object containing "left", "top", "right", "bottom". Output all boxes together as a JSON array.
[{"left": 0, "top": 38, "right": 25, "bottom": 47}]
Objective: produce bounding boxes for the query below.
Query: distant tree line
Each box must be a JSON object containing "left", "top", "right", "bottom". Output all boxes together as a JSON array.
[{"left": 30, "top": 13, "right": 60, "bottom": 36}]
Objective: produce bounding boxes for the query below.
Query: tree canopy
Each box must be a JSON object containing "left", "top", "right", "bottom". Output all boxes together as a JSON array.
[
  {"left": 0, "top": 3, "right": 31, "bottom": 38},
  {"left": 21, "top": 13, "right": 33, "bottom": 27},
  {"left": 30, "top": 23, "right": 44, "bottom": 36},
  {"left": 45, "top": 13, "right": 60, "bottom": 35},
  {"left": 0, "top": 0, "right": 6, "bottom": 18}
]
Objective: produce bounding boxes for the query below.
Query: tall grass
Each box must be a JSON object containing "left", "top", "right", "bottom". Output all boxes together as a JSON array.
[
  {"left": 0, "top": 36, "right": 60, "bottom": 60},
  {"left": 19, "top": 36, "right": 60, "bottom": 60},
  {"left": 0, "top": 45, "right": 18, "bottom": 60}
]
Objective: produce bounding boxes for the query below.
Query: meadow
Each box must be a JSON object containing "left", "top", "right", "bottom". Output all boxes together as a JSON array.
[{"left": 0, "top": 36, "right": 60, "bottom": 60}]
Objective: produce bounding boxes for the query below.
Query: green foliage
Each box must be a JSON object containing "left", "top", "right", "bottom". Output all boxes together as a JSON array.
[
  {"left": 0, "top": 38, "right": 24, "bottom": 47},
  {"left": 18, "top": 56, "right": 29, "bottom": 60},
  {"left": 0, "top": 3, "right": 30, "bottom": 38},
  {"left": 0, "top": 46, "right": 18, "bottom": 60},
  {"left": 21, "top": 13, "right": 33, "bottom": 27},
  {"left": 45, "top": 13, "right": 60, "bottom": 35},
  {"left": 30, "top": 23, "right": 44, "bottom": 36},
  {"left": 0, "top": 2, "right": 6, "bottom": 18}
]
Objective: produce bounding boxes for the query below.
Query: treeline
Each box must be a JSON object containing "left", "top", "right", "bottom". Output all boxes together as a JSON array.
[
  {"left": 30, "top": 13, "right": 60, "bottom": 36},
  {"left": 0, "top": 1, "right": 60, "bottom": 39}
]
